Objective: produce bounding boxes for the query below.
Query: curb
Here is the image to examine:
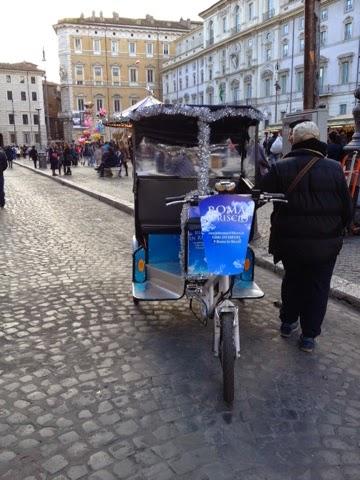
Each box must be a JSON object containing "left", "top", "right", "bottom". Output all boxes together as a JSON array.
[
  {"left": 15, "top": 161, "right": 360, "bottom": 310},
  {"left": 14, "top": 161, "right": 134, "bottom": 216}
]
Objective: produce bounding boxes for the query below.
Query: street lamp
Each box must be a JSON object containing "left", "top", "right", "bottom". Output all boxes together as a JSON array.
[
  {"left": 274, "top": 80, "right": 281, "bottom": 123},
  {"left": 35, "top": 107, "right": 42, "bottom": 148}
]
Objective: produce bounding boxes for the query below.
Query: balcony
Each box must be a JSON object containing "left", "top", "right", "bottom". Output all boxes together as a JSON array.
[
  {"left": 263, "top": 9, "right": 275, "bottom": 21},
  {"left": 319, "top": 84, "right": 332, "bottom": 95},
  {"left": 231, "top": 25, "right": 241, "bottom": 34}
]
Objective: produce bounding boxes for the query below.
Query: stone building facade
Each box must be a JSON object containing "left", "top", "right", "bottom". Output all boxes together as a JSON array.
[
  {"left": 54, "top": 12, "right": 201, "bottom": 141},
  {"left": 162, "top": 0, "right": 359, "bottom": 130},
  {"left": 43, "top": 81, "right": 64, "bottom": 141},
  {"left": 0, "top": 62, "right": 46, "bottom": 147}
]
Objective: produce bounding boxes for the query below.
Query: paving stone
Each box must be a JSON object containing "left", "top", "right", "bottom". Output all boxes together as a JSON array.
[
  {"left": 88, "top": 451, "right": 114, "bottom": 470},
  {"left": 42, "top": 454, "right": 68, "bottom": 474},
  {"left": 2, "top": 167, "right": 360, "bottom": 480},
  {"left": 67, "top": 465, "right": 89, "bottom": 480}
]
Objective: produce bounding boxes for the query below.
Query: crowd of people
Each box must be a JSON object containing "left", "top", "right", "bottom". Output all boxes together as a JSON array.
[{"left": 0, "top": 139, "right": 132, "bottom": 178}]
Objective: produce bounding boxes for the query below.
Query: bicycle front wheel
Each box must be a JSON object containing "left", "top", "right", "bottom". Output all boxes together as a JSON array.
[{"left": 220, "top": 312, "right": 235, "bottom": 404}]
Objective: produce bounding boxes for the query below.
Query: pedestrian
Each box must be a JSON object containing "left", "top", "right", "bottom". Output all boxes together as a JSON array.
[
  {"left": 327, "top": 131, "right": 344, "bottom": 163},
  {"left": 29, "top": 146, "right": 38, "bottom": 168},
  {"left": 48, "top": 144, "right": 59, "bottom": 176},
  {"left": 269, "top": 130, "right": 283, "bottom": 165},
  {"left": 62, "top": 143, "right": 73, "bottom": 175},
  {"left": 261, "top": 121, "right": 352, "bottom": 353},
  {"left": 4, "top": 145, "right": 15, "bottom": 168},
  {"left": 0, "top": 147, "right": 8, "bottom": 207},
  {"left": 119, "top": 141, "right": 129, "bottom": 176}
]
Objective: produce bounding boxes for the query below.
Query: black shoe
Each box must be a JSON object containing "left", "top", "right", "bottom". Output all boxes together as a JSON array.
[
  {"left": 280, "top": 321, "right": 299, "bottom": 338},
  {"left": 298, "top": 335, "right": 315, "bottom": 353}
]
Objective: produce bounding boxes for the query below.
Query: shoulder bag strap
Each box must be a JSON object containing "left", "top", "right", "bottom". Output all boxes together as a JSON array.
[{"left": 286, "top": 157, "right": 320, "bottom": 195}]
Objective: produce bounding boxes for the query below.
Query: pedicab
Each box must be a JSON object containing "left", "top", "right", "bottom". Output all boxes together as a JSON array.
[{"left": 129, "top": 104, "right": 285, "bottom": 404}]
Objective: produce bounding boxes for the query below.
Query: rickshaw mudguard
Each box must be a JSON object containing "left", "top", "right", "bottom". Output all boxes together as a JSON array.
[
  {"left": 132, "top": 233, "right": 186, "bottom": 301},
  {"left": 231, "top": 247, "right": 264, "bottom": 299}
]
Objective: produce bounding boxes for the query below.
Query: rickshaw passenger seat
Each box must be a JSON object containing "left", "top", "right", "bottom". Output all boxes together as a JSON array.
[{"left": 136, "top": 176, "right": 197, "bottom": 232}]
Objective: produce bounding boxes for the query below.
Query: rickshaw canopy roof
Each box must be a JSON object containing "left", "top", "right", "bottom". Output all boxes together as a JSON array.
[{"left": 130, "top": 104, "right": 263, "bottom": 147}]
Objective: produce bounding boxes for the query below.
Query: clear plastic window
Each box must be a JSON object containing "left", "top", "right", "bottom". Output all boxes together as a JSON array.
[{"left": 135, "top": 127, "right": 256, "bottom": 181}]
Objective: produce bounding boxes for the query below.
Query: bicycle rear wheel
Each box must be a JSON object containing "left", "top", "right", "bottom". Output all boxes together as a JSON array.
[{"left": 219, "top": 311, "right": 235, "bottom": 404}]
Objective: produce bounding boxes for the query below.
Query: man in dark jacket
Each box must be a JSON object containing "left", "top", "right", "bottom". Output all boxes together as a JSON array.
[
  {"left": 261, "top": 121, "right": 352, "bottom": 352},
  {"left": 0, "top": 147, "right": 8, "bottom": 208}
]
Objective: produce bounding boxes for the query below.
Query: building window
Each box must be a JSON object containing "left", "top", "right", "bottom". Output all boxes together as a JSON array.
[
  {"left": 179, "top": 78, "right": 183, "bottom": 90},
  {"left": 10, "top": 133, "right": 16, "bottom": 143},
  {"left": 299, "top": 37, "right": 305, "bottom": 52},
  {"left": 264, "top": 78, "right": 271, "bottom": 97},
  {"left": 32, "top": 92, "right": 37, "bottom": 101},
  {"left": 6, "top": 75, "right": 11, "bottom": 83},
  {"left": 199, "top": 92, "right": 204, "bottom": 104},
  {"left": 299, "top": 17, "right": 304, "bottom": 30},
  {"left": 34, "top": 133, "right": 39, "bottom": 144},
  {"left": 146, "top": 69, "right": 154, "bottom": 84},
  {"left": 247, "top": 53, "right": 252, "bottom": 67},
  {"left": 114, "top": 98, "right": 121, "bottom": 112},
  {"left": 96, "top": 98, "right": 103, "bottom": 112},
  {"left": 21, "top": 91, "right": 26, "bottom": 101},
  {"left": 93, "top": 39, "right": 101, "bottom": 54},
  {"left": 20, "top": 76, "right": 25, "bottom": 83},
  {"left": 33, "top": 114, "right": 39, "bottom": 125},
  {"left": 282, "top": 43, "right": 289, "bottom": 57},
  {"left": 248, "top": 2, "right": 253, "bottom": 20},
  {"left": 320, "top": 30, "right": 327, "bottom": 46},
  {"left": 320, "top": 8, "right": 328, "bottom": 21},
  {"left": 78, "top": 98, "right": 85, "bottom": 111},
  {"left": 112, "top": 66, "right": 120, "bottom": 85},
  {"left": 282, "top": 23, "right": 289, "bottom": 36},
  {"left": 222, "top": 16, "right": 227, "bottom": 33},
  {"left": 208, "top": 20, "right": 214, "bottom": 45},
  {"left": 31, "top": 76, "right": 36, "bottom": 84},
  {"left": 74, "top": 38, "right": 82, "bottom": 53},
  {"left": 319, "top": 66, "right": 325, "bottom": 91},
  {"left": 129, "top": 68, "right": 137, "bottom": 83},
  {"left": 208, "top": 68, "right": 212, "bottom": 81},
  {"left": 163, "top": 43, "right": 169, "bottom": 55},
  {"left": 234, "top": 6, "right": 240, "bottom": 32},
  {"left": 22, "top": 114, "right": 29, "bottom": 125},
  {"left": 193, "top": 72, "right": 196, "bottom": 85},
  {"left": 296, "top": 71, "right": 304, "bottom": 92},
  {"left": 146, "top": 43, "right": 154, "bottom": 57},
  {"left": 111, "top": 40, "right": 118, "bottom": 55},
  {"left": 266, "top": 47, "right": 271, "bottom": 61},
  {"left": 9, "top": 114, "right": 14, "bottom": 125},
  {"left": 129, "top": 42, "right": 136, "bottom": 56},
  {"left": 245, "top": 81, "right": 252, "bottom": 100},
  {"left": 344, "top": 0, "right": 353, "bottom": 12},
  {"left": 339, "top": 104, "right": 347, "bottom": 115},
  {"left": 340, "top": 61, "right": 349, "bottom": 84},
  {"left": 208, "top": 91, "right": 213, "bottom": 105},
  {"left": 344, "top": 22, "right": 352, "bottom": 40},
  {"left": 280, "top": 73, "right": 287, "bottom": 93},
  {"left": 94, "top": 66, "right": 102, "bottom": 84},
  {"left": 76, "top": 80, "right": 84, "bottom": 85},
  {"left": 7, "top": 91, "right": 12, "bottom": 100}
]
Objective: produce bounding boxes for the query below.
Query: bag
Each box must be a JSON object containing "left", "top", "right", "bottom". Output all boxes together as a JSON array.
[
  {"left": 270, "top": 136, "right": 283, "bottom": 155},
  {"left": 0, "top": 150, "right": 8, "bottom": 172}
]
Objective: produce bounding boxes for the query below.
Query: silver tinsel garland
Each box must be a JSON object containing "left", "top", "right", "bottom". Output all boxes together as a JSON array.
[
  {"left": 128, "top": 103, "right": 263, "bottom": 123},
  {"left": 197, "top": 120, "right": 211, "bottom": 195}
]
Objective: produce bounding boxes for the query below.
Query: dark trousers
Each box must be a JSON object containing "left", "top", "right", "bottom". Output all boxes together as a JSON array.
[
  {"left": 280, "top": 257, "right": 337, "bottom": 338},
  {"left": 0, "top": 174, "right": 4, "bottom": 207},
  {"left": 32, "top": 160, "right": 37, "bottom": 168}
]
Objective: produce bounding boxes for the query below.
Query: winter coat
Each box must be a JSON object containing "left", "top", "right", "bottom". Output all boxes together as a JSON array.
[
  {"left": 0, "top": 149, "right": 8, "bottom": 173},
  {"left": 261, "top": 138, "right": 353, "bottom": 264}
]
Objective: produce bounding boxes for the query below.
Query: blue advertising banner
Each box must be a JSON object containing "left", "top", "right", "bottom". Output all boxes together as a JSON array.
[{"left": 199, "top": 195, "right": 255, "bottom": 275}]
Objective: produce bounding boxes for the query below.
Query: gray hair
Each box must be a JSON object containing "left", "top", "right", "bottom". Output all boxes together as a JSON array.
[{"left": 292, "top": 121, "right": 320, "bottom": 144}]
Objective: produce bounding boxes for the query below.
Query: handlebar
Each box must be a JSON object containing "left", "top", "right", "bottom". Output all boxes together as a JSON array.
[{"left": 166, "top": 190, "right": 287, "bottom": 207}]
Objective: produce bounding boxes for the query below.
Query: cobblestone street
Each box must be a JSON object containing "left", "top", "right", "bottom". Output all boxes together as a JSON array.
[{"left": 1, "top": 167, "right": 360, "bottom": 480}]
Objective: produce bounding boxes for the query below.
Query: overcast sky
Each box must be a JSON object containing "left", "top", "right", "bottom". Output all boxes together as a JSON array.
[{"left": 2, "top": 0, "right": 211, "bottom": 83}]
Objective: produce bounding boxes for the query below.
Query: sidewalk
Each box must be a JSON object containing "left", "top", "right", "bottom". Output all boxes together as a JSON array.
[{"left": 14, "top": 158, "right": 360, "bottom": 309}]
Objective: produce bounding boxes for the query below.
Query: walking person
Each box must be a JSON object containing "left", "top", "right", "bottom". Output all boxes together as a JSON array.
[
  {"left": 62, "top": 143, "right": 73, "bottom": 175},
  {"left": 29, "top": 146, "right": 38, "bottom": 169},
  {"left": 261, "top": 121, "right": 352, "bottom": 352},
  {"left": 0, "top": 147, "right": 8, "bottom": 208},
  {"left": 49, "top": 144, "right": 59, "bottom": 176}
]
